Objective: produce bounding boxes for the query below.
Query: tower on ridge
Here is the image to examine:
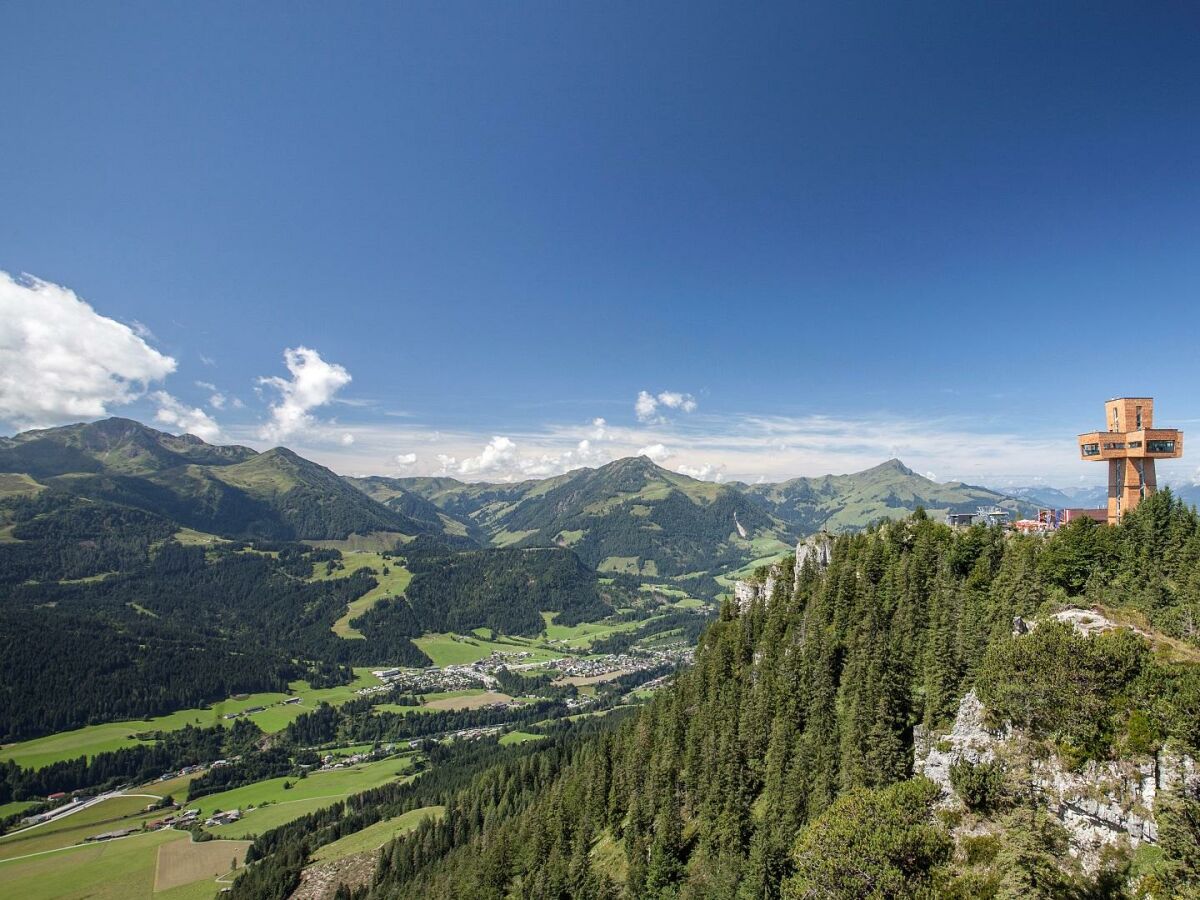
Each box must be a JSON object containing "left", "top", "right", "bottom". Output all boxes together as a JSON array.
[{"left": 1078, "top": 397, "right": 1183, "bottom": 525}]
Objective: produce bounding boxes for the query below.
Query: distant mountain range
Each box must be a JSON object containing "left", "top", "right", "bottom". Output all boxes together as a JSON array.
[
  {"left": 0, "top": 420, "right": 1045, "bottom": 575},
  {"left": 997, "top": 482, "right": 1200, "bottom": 512}
]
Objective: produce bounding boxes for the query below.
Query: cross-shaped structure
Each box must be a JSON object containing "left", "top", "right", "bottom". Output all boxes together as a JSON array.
[{"left": 1078, "top": 397, "right": 1183, "bottom": 525}]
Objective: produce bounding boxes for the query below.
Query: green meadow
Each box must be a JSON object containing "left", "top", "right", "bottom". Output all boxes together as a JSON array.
[
  {"left": 1, "top": 670, "right": 383, "bottom": 770},
  {"left": 539, "top": 611, "right": 650, "bottom": 649},
  {"left": 0, "top": 828, "right": 182, "bottom": 900},
  {"left": 311, "top": 552, "right": 413, "bottom": 638},
  {"left": 0, "top": 800, "right": 37, "bottom": 820},
  {"left": 199, "top": 754, "right": 417, "bottom": 838},
  {"left": 499, "top": 731, "right": 545, "bottom": 746},
  {"left": 413, "top": 632, "right": 567, "bottom": 667},
  {"left": 311, "top": 805, "right": 445, "bottom": 862}
]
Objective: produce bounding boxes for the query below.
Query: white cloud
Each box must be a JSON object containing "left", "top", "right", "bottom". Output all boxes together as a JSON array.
[
  {"left": 657, "top": 391, "right": 697, "bottom": 413},
  {"left": 199, "top": 353, "right": 216, "bottom": 366},
  {"left": 340, "top": 432, "right": 355, "bottom": 446},
  {"left": 636, "top": 443, "right": 672, "bottom": 463},
  {"left": 195, "top": 381, "right": 217, "bottom": 391},
  {"left": 590, "top": 417, "right": 610, "bottom": 440},
  {"left": 635, "top": 390, "right": 697, "bottom": 423},
  {"left": 395, "top": 452, "right": 418, "bottom": 471},
  {"left": 436, "top": 453, "right": 458, "bottom": 475},
  {"left": 0, "top": 271, "right": 177, "bottom": 428},
  {"left": 453, "top": 435, "right": 606, "bottom": 480},
  {"left": 635, "top": 391, "right": 659, "bottom": 422},
  {"left": 151, "top": 391, "right": 221, "bottom": 442},
  {"left": 676, "top": 462, "right": 725, "bottom": 482},
  {"left": 458, "top": 436, "right": 519, "bottom": 476},
  {"left": 258, "top": 346, "right": 352, "bottom": 444}
]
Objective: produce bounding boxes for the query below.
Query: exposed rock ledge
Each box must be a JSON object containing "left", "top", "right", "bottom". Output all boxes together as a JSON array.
[{"left": 915, "top": 691, "right": 1197, "bottom": 872}]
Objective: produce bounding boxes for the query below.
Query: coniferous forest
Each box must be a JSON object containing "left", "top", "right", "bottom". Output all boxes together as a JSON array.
[{"left": 226, "top": 491, "right": 1200, "bottom": 899}]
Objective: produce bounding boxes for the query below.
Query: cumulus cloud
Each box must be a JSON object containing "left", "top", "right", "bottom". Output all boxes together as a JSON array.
[
  {"left": 0, "top": 271, "right": 176, "bottom": 428},
  {"left": 636, "top": 442, "right": 672, "bottom": 463},
  {"left": 590, "top": 417, "right": 610, "bottom": 440},
  {"left": 152, "top": 391, "right": 221, "bottom": 442},
  {"left": 258, "top": 347, "right": 352, "bottom": 444},
  {"left": 395, "top": 452, "right": 418, "bottom": 471},
  {"left": 340, "top": 433, "right": 355, "bottom": 446},
  {"left": 458, "top": 436, "right": 519, "bottom": 476},
  {"left": 635, "top": 390, "right": 697, "bottom": 423},
  {"left": 454, "top": 435, "right": 606, "bottom": 480},
  {"left": 676, "top": 462, "right": 725, "bottom": 482}
]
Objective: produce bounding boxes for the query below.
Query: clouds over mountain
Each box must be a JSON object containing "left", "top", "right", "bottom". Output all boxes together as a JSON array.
[{"left": 0, "top": 271, "right": 176, "bottom": 428}]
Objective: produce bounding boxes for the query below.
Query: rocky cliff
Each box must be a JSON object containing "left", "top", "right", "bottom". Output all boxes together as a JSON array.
[{"left": 916, "top": 689, "right": 1198, "bottom": 872}]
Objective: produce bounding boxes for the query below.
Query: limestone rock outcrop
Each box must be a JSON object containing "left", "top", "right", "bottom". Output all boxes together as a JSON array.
[
  {"left": 794, "top": 532, "right": 833, "bottom": 590},
  {"left": 915, "top": 690, "right": 1198, "bottom": 872}
]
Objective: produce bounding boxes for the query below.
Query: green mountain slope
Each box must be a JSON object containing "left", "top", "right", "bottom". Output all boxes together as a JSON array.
[
  {"left": 345, "top": 475, "right": 486, "bottom": 545},
  {"left": 394, "top": 456, "right": 1035, "bottom": 578},
  {"left": 0, "top": 416, "right": 255, "bottom": 478},
  {"left": 0, "top": 420, "right": 429, "bottom": 541},
  {"left": 737, "top": 458, "right": 1036, "bottom": 532},
  {"left": 397, "top": 456, "right": 791, "bottom": 578}
]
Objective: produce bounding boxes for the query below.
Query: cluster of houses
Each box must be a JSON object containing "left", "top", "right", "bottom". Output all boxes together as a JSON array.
[
  {"left": 313, "top": 747, "right": 392, "bottom": 771},
  {"left": 555, "top": 647, "right": 693, "bottom": 681},
  {"left": 447, "top": 724, "right": 504, "bottom": 742},
  {"left": 204, "top": 808, "right": 242, "bottom": 827},
  {"left": 147, "top": 806, "right": 197, "bottom": 830}
]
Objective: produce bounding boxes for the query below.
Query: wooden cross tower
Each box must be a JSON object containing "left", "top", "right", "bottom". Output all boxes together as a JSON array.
[{"left": 1078, "top": 397, "right": 1183, "bottom": 525}]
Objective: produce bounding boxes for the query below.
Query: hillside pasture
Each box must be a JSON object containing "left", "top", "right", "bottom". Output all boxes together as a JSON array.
[
  {"left": 311, "top": 805, "right": 445, "bottom": 862},
  {"left": 1, "top": 669, "right": 383, "bottom": 770},
  {"left": 198, "top": 755, "right": 417, "bottom": 839},
  {"left": 153, "top": 834, "right": 251, "bottom": 891},
  {"left": 311, "top": 552, "right": 413, "bottom": 638}
]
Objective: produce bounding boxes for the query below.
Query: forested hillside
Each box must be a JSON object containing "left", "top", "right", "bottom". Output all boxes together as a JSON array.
[
  {"left": 259, "top": 491, "right": 1200, "bottom": 900},
  {"left": 395, "top": 456, "right": 792, "bottom": 578}
]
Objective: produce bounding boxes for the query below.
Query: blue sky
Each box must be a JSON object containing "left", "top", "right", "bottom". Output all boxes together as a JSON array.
[{"left": 2, "top": 2, "right": 1198, "bottom": 486}]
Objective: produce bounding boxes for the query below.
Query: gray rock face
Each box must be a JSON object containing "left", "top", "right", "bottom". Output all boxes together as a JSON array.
[
  {"left": 734, "top": 571, "right": 779, "bottom": 612},
  {"left": 794, "top": 533, "right": 833, "bottom": 589},
  {"left": 916, "top": 691, "right": 1002, "bottom": 805},
  {"left": 915, "top": 690, "right": 1198, "bottom": 872}
]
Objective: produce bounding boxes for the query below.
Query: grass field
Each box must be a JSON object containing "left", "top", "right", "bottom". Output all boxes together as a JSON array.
[
  {"left": 0, "top": 792, "right": 176, "bottom": 862},
  {"left": 414, "top": 632, "right": 567, "bottom": 667},
  {"left": 0, "top": 800, "right": 37, "bottom": 819},
  {"left": 0, "top": 825, "right": 250, "bottom": 900},
  {"left": 0, "top": 828, "right": 182, "bottom": 900},
  {"left": 199, "top": 755, "right": 417, "bottom": 839},
  {"left": 153, "top": 834, "right": 250, "bottom": 891},
  {"left": 0, "top": 473, "right": 44, "bottom": 498},
  {"left": 540, "top": 611, "right": 650, "bottom": 649},
  {"left": 422, "top": 691, "right": 511, "bottom": 710},
  {"left": 311, "top": 805, "right": 445, "bottom": 862},
  {"left": 499, "top": 731, "right": 545, "bottom": 746},
  {"left": 312, "top": 552, "right": 413, "bottom": 638},
  {"left": 172, "top": 528, "right": 228, "bottom": 547},
  {"left": 1, "top": 669, "right": 383, "bottom": 770}
]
